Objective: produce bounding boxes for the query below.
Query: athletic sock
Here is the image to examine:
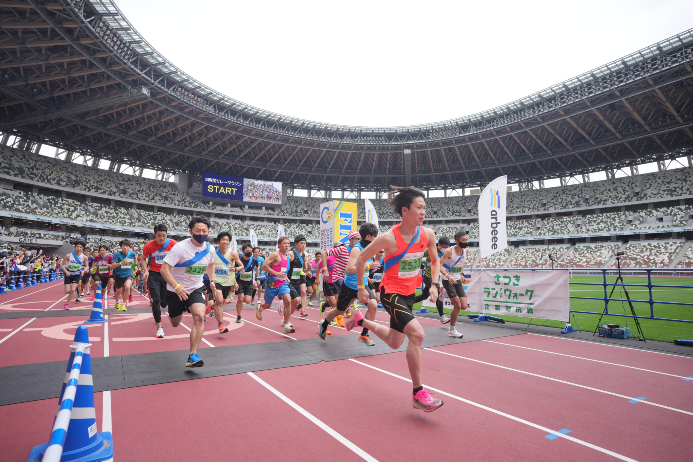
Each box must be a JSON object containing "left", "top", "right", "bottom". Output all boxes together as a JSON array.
[
  {"left": 357, "top": 318, "right": 364, "bottom": 327},
  {"left": 321, "top": 319, "right": 330, "bottom": 330},
  {"left": 413, "top": 386, "right": 423, "bottom": 395},
  {"left": 361, "top": 327, "right": 369, "bottom": 336},
  {"left": 449, "top": 325, "right": 455, "bottom": 332},
  {"left": 436, "top": 300, "right": 444, "bottom": 317}
]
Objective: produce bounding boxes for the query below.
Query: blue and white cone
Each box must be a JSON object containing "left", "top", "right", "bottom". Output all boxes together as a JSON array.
[
  {"left": 8, "top": 275, "right": 15, "bottom": 291},
  {"left": 16, "top": 275, "right": 24, "bottom": 290},
  {"left": 85, "top": 284, "right": 106, "bottom": 324},
  {"left": 474, "top": 314, "right": 487, "bottom": 322},
  {"left": 27, "top": 325, "right": 113, "bottom": 462},
  {"left": 561, "top": 322, "right": 577, "bottom": 334},
  {"left": 0, "top": 280, "right": 6, "bottom": 294},
  {"left": 417, "top": 307, "right": 430, "bottom": 314}
]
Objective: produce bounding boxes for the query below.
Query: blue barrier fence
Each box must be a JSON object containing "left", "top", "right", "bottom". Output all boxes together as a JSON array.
[{"left": 469, "top": 267, "right": 693, "bottom": 324}]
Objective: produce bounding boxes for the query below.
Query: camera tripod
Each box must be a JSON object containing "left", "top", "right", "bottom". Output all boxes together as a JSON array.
[{"left": 593, "top": 255, "right": 646, "bottom": 342}]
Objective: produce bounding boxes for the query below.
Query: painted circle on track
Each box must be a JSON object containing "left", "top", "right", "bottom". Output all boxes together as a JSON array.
[
  {"left": 0, "top": 300, "right": 65, "bottom": 311},
  {"left": 111, "top": 313, "right": 244, "bottom": 341},
  {"left": 25, "top": 320, "right": 102, "bottom": 341}
]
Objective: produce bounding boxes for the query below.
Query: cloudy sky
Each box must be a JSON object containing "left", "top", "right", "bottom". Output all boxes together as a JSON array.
[{"left": 113, "top": 0, "right": 692, "bottom": 128}]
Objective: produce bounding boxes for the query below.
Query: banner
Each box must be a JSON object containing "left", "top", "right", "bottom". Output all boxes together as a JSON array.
[
  {"left": 249, "top": 228, "right": 258, "bottom": 247},
  {"left": 230, "top": 236, "right": 237, "bottom": 253},
  {"left": 364, "top": 198, "right": 379, "bottom": 229},
  {"left": 479, "top": 175, "right": 508, "bottom": 258},
  {"left": 319, "top": 201, "right": 357, "bottom": 251},
  {"left": 473, "top": 269, "right": 569, "bottom": 321},
  {"left": 422, "top": 271, "right": 478, "bottom": 311},
  {"left": 276, "top": 224, "right": 285, "bottom": 249}
]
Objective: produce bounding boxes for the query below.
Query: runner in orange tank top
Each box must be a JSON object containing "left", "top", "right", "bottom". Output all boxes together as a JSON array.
[{"left": 347, "top": 186, "right": 445, "bottom": 412}]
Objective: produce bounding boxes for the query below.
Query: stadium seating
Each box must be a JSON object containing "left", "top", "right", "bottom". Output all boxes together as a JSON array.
[
  {"left": 511, "top": 245, "right": 569, "bottom": 268},
  {"left": 610, "top": 241, "right": 683, "bottom": 268},
  {"left": 574, "top": 211, "right": 628, "bottom": 233},
  {"left": 676, "top": 246, "right": 693, "bottom": 268},
  {"left": 557, "top": 243, "right": 620, "bottom": 268},
  {"left": 476, "top": 247, "right": 513, "bottom": 268}
]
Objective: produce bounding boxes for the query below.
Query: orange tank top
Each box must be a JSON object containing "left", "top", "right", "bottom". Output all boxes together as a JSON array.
[{"left": 380, "top": 223, "right": 428, "bottom": 296}]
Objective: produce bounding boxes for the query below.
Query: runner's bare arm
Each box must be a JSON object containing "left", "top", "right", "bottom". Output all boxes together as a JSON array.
[
  {"left": 61, "top": 255, "right": 70, "bottom": 274},
  {"left": 320, "top": 251, "right": 329, "bottom": 277},
  {"left": 160, "top": 262, "right": 189, "bottom": 300},
  {"left": 230, "top": 251, "right": 243, "bottom": 272},
  {"left": 440, "top": 246, "right": 454, "bottom": 282},
  {"left": 356, "top": 232, "right": 396, "bottom": 297}
]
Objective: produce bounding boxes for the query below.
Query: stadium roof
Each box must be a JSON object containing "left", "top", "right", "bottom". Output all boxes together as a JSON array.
[{"left": 1, "top": 0, "right": 693, "bottom": 189}]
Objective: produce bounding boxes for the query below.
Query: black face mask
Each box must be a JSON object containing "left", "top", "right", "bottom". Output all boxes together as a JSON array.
[
  {"left": 244, "top": 251, "right": 252, "bottom": 258},
  {"left": 360, "top": 238, "right": 372, "bottom": 248},
  {"left": 458, "top": 242, "right": 468, "bottom": 249}
]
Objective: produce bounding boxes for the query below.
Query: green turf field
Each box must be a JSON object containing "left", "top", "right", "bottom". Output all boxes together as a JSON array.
[{"left": 413, "top": 275, "right": 693, "bottom": 343}]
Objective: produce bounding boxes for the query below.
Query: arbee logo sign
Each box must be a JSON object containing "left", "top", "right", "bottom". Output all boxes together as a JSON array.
[{"left": 489, "top": 188, "right": 502, "bottom": 250}]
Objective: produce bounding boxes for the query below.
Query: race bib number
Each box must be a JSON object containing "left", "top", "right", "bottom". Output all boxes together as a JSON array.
[
  {"left": 184, "top": 265, "right": 206, "bottom": 276},
  {"left": 98, "top": 265, "right": 109, "bottom": 274},
  {"left": 239, "top": 272, "right": 252, "bottom": 281},
  {"left": 215, "top": 268, "right": 229, "bottom": 276},
  {"left": 67, "top": 264, "right": 81, "bottom": 272},
  {"left": 373, "top": 273, "right": 383, "bottom": 283},
  {"left": 154, "top": 254, "right": 166, "bottom": 263},
  {"left": 120, "top": 260, "right": 133, "bottom": 268},
  {"left": 291, "top": 268, "right": 302, "bottom": 280},
  {"left": 451, "top": 266, "right": 463, "bottom": 274},
  {"left": 398, "top": 253, "right": 423, "bottom": 279}
]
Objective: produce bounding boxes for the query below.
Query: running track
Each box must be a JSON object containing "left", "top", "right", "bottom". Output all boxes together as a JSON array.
[{"left": 1, "top": 282, "right": 692, "bottom": 461}]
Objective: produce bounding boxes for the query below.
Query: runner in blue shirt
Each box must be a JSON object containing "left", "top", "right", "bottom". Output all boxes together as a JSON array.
[{"left": 109, "top": 239, "right": 137, "bottom": 311}]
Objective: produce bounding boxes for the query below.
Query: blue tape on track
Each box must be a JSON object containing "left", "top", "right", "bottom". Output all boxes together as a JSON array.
[
  {"left": 628, "top": 397, "right": 646, "bottom": 403},
  {"left": 683, "top": 377, "right": 693, "bottom": 382},
  {"left": 545, "top": 429, "right": 571, "bottom": 440}
]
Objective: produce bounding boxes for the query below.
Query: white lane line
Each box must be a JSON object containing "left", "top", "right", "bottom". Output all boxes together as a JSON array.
[
  {"left": 102, "top": 294, "right": 113, "bottom": 437},
  {"left": 484, "top": 340, "right": 690, "bottom": 379},
  {"left": 348, "top": 359, "right": 637, "bottom": 462},
  {"left": 248, "top": 371, "right": 379, "bottom": 462},
  {"left": 425, "top": 348, "right": 693, "bottom": 416},
  {"left": 0, "top": 294, "right": 67, "bottom": 345},
  {"left": 179, "top": 321, "right": 216, "bottom": 348},
  {"left": 0, "top": 280, "right": 62, "bottom": 306},
  {"left": 527, "top": 333, "right": 693, "bottom": 360}
]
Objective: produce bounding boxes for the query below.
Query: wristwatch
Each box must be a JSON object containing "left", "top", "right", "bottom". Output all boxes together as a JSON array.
[{"left": 431, "top": 282, "right": 441, "bottom": 291}]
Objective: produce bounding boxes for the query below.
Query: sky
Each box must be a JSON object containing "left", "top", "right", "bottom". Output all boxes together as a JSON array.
[{"left": 111, "top": 0, "right": 693, "bottom": 128}]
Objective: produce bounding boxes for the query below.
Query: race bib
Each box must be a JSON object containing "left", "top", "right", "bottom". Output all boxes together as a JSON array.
[
  {"left": 154, "top": 254, "right": 166, "bottom": 263},
  {"left": 67, "top": 264, "right": 81, "bottom": 272},
  {"left": 184, "top": 265, "right": 206, "bottom": 276},
  {"left": 239, "top": 272, "right": 252, "bottom": 281},
  {"left": 397, "top": 253, "right": 423, "bottom": 279},
  {"left": 373, "top": 273, "right": 383, "bottom": 283},
  {"left": 291, "top": 268, "right": 302, "bottom": 280},
  {"left": 120, "top": 260, "right": 133, "bottom": 268},
  {"left": 215, "top": 268, "right": 229, "bottom": 276},
  {"left": 98, "top": 265, "right": 109, "bottom": 274},
  {"left": 451, "top": 266, "right": 463, "bottom": 274}
]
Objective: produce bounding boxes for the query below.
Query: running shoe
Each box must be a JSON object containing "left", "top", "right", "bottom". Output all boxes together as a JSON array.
[
  {"left": 377, "top": 303, "right": 383, "bottom": 308},
  {"left": 75, "top": 296, "right": 82, "bottom": 302},
  {"left": 90, "top": 294, "right": 96, "bottom": 302},
  {"left": 277, "top": 306, "right": 283, "bottom": 315},
  {"left": 219, "top": 323, "right": 229, "bottom": 334},
  {"left": 186, "top": 353, "right": 204, "bottom": 367},
  {"left": 225, "top": 298, "right": 231, "bottom": 305},
  {"left": 250, "top": 301, "right": 256, "bottom": 306},
  {"left": 326, "top": 328, "right": 331, "bottom": 335},
  {"left": 205, "top": 301, "right": 214, "bottom": 317},
  {"left": 335, "top": 315, "right": 345, "bottom": 327},
  {"left": 156, "top": 327, "right": 164, "bottom": 339},
  {"left": 308, "top": 301, "right": 314, "bottom": 306},
  {"left": 128, "top": 295, "right": 133, "bottom": 303},
  {"left": 300, "top": 310, "right": 308, "bottom": 317},
  {"left": 63, "top": 304, "right": 69, "bottom": 310},
  {"left": 358, "top": 335, "right": 375, "bottom": 346},
  {"left": 440, "top": 315, "right": 451, "bottom": 324},
  {"left": 114, "top": 303, "right": 121, "bottom": 311},
  {"left": 344, "top": 308, "right": 352, "bottom": 318},
  {"left": 412, "top": 388, "right": 444, "bottom": 412},
  {"left": 255, "top": 305, "right": 263, "bottom": 321},
  {"left": 448, "top": 329, "right": 463, "bottom": 338},
  {"left": 318, "top": 321, "right": 327, "bottom": 340},
  {"left": 284, "top": 324, "right": 295, "bottom": 334},
  {"left": 236, "top": 315, "right": 242, "bottom": 323},
  {"left": 121, "top": 304, "right": 127, "bottom": 312},
  {"left": 330, "top": 320, "right": 337, "bottom": 326},
  {"left": 344, "top": 309, "right": 363, "bottom": 332}
]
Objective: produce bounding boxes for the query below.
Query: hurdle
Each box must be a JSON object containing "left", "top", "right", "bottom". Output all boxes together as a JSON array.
[{"left": 27, "top": 325, "right": 113, "bottom": 462}]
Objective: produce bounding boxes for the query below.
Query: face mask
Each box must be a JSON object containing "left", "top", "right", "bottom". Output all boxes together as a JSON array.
[
  {"left": 360, "top": 238, "right": 372, "bottom": 248},
  {"left": 244, "top": 251, "right": 252, "bottom": 258},
  {"left": 458, "top": 242, "right": 468, "bottom": 249},
  {"left": 192, "top": 233, "right": 207, "bottom": 244}
]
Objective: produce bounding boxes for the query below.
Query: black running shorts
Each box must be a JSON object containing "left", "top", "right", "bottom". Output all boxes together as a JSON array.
[
  {"left": 167, "top": 286, "right": 206, "bottom": 319},
  {"left": 336, "top": 285, "right": 375, "bottom": 312},
  {"left": 381, "top": 290, "right": 417, "bottom": 334},
  {"left": 442, "top": 279, "right": 466, "bottom": 298},
  {"left": 323, "top": 281, "right": 338, "bottom": 297},
  {"left": 113, "top": 275, "right": 132, "bottom": 290},
  {"left": 236, "top": 280, "right": 254, "bottom": 297},
  {"left": 64, "top": 274, "right": 81, "bottom": 285}
]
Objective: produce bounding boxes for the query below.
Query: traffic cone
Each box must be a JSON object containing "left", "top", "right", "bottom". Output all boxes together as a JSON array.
[
  {"left": 561, "top": 322, "right": 577, "bottom": 334},
  {"left": 26, "top": 274, "right": 33, "bottom": 287},
  {"left": 0, "top": 280, "right": 6, "bottom": 294},
  {"left": 8, "top": 275, "right": 15, "bottom": 291},
  {"left": 85, "top": 284, "right": 106, "bottom": 324},
  {"left": 16, "top": 275, "right": 23, "bottom": 290},
  {"left": 27, "top": 325, "right": 113, "bottom": 461},
  {"left": 417, "top": 307, "right": 430, "bottom": 314},
  {"left": 31, "top": 273, "right": 36, "bottom": 285}
]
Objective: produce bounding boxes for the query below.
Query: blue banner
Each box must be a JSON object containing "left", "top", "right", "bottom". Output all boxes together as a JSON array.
[{"left": 202, "top": 173, "right": 244, "bottom": 201}]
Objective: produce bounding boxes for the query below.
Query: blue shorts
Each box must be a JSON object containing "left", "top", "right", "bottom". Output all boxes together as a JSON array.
[
  {"left": 264, "top": 283, "right": 290, "bottom": 304},
  {"left": 259, "top": 278, "right": 267, "bottom": 289}
]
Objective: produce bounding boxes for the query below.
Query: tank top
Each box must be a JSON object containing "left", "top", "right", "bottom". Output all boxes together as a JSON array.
[
  {"left": 381, "top": 223, "right": 428, "bottom": 296},
  {"left": 442, "top": 248, "right": 467, "bottom": 281},
  {"left": 344, "top": 242, "right": 370, "bottom": 290},
  {"left": 269, "top": 252, "right": 289, "bottom": 288},
  {"left": 289, "top": 249, "right": 305, "bottom": 282},
  {"left": 66, "top": 252, "right": 85, "bottom": 276}
]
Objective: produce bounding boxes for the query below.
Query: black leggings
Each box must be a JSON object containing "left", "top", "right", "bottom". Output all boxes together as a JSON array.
[
  {"left": 147, "top": 271, "right": 168, "bottom": 324},
  {"left": 414, "top": 276, "right": 444, "bottom": 317}
]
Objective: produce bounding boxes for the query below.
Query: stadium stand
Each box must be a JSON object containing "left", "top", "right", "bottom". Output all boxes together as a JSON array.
[{"left": 610, "top": 241, "right": 684, "bottom": 268}]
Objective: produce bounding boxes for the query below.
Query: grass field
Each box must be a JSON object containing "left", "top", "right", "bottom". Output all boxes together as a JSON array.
[{"left": 413, "top": 275, "right": 693, "bottom": 343}]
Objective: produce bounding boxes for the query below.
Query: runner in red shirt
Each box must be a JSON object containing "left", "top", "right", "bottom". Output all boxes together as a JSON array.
[
  {"left": 92, "top": 246, "right": 114, "bottom": 301},
  {"left": 141, "top": 224, "right": 177, "bottom": 339}
]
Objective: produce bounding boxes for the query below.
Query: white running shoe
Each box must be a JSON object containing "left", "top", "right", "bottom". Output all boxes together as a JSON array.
[
  {"left": 156, "top": 327, "right": 164, "bottom": 339},
  {"left": 447, "top": 328, "right": 463, "bottom": 338},
  {"left": 440, "top": 315, "right": 450, "bottom": 324}
]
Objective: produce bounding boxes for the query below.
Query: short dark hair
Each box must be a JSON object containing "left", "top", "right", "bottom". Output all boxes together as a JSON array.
[
  {"left": 277, "top": 236, "right": 289, "bottom": 246},
  {"left": 388, "top": 186, "right": 425, "bottom": 216},
  {"left": 454, "top": 230, "right": 468, "bottom": 241},
  {"left": 359, "top": 222, "right": 378, "bottom": 239},
  {"left": 73, "top": 240, "right": 86, "bottom": 248},
  {"left": 252, "top": 247, "right": 260, "bottom": 252},
  {"left": 119, "top": 239, "right": 132, "bottom": 247},
  {"left": 294, "top": 235, "right": 306, "bottom": 244},
  {"left": 216, "top": 232, "right": 232, "bottom": 242},
  {"left": 242, "top": 243, "right": 253, "bottom": 252},
  {"left": 315, "top": 251, "right": 322, "bottom": 257},
  {"left": 153, "top": 223, "right": 168, "bottom": 234},
  {"left": 188, "top": 216, "right": 211, "bottom": 231},
  {"left": 99, "top": 245, "right": 108, "bottom": 251},
  {"left": 438, "top": 237, "right": 450, "bottom": 246}
]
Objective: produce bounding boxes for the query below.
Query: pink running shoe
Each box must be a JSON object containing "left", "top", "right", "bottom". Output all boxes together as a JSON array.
[
  {"left": 344, "top": 308, "right": 363, "bottom": 331},
  {"left": 128, "top": 295, "right": 133, "bottom": 303},
  {"left": 63, "top": 304, "right": 69, "bottom": 311},
  {"left": 412, "top": 388, "right": 444, "bottom": 412},
  {"left": 90, "top": 294, "right": 96, "bottom": 302}
]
